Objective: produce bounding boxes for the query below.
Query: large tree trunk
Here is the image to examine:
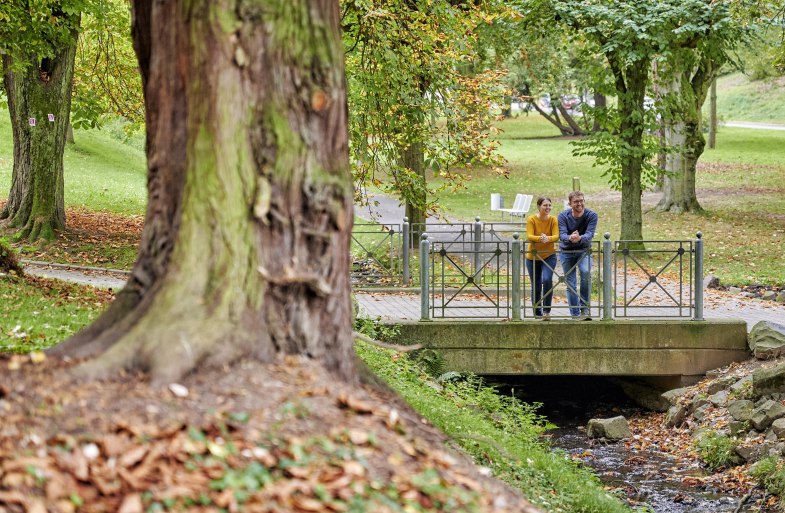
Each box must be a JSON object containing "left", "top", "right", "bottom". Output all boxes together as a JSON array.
[
  {"left": 618, "top": 61, "right": 647, "bottom": 244},
  {"left": 1, "top": 39, "right": 77, "bottom": 241},
  {"left": 50, "top": 0, "right": 356, "bottom": 385},
  {"left": 656, "top": 57, "right": 716, "bottom": 213}
]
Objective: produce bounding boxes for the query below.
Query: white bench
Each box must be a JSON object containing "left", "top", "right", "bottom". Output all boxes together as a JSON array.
[{"left": 498, "top": 193, "right": 532, "bottom": 220}]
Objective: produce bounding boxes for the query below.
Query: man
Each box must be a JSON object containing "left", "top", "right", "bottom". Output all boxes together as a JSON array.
[{"left": 558, "top": 191, "right": 598, "bottom": 319}]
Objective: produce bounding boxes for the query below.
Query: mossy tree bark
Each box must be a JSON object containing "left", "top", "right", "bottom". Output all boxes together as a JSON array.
[
  {"left": 1, "top": 40, "right": 77, "bottom": 241},
  {"left": 50, "top": 0, "right": 357, "bottom": 385},
  {"left": 656, "top": 57, "right": 716, "bottom": 214}
]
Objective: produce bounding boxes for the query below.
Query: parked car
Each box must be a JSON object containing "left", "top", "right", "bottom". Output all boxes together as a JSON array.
[{"left": 561, "top": 94, "right": 582, "bottom": 110}]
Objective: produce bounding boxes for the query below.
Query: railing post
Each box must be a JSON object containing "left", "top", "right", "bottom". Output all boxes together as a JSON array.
[
  {"left": 602, "top": 232, "right": 613, "bottom": 321},
  {"left": 511, "top": 233, "right": 521, "bottom": 320},
  {"left": 420, "top": 233, "right": 430, "bottom": 321},
  {"left": 572, "top": 176, "right": 581, "bottom": 191},
  {"left": 402, "top": 217, "right": 410, "bottom": 286},
  {"left": 473, "top": 216, "right": 482, "bottom": 275},
  {"left": 694, "top": 231, "right": 704, "bottom": 321}
]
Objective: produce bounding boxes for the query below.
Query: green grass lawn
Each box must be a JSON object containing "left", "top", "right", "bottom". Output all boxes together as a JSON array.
[
  {"left": 435, "top": 116, "right": 785, "bottom": 286},
  {"left": 708, "top": 72, "right": 785, "bottom": 125},
  {"left": 0, "top": 274, "right": 112, "bottom": 352},
  {"left": 0, "top": 111, "right": 147, "bottom": 216}
]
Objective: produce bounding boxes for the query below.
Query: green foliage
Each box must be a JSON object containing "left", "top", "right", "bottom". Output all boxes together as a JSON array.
[
  {"left": 694, "top": 431, "right": 741, "bottom": 471},
  {"left": 353, "top": 316, "right": 400, "bottom": 342},
  {"left": 412, "top": 348, "right": 446, "bottom": 378},
  {"left": 357, "top": 340, "right": 632, "bottom": 513},
  {"left": 750, "top": 455, "right": 785, "bottom": 497},
  {"left": 73, "top": 0, "right": 144, "bottom": 130},
  {"left": 343, "top": 0, "right": 509, "bottom": 216},
  {"left": 0, "top": 1, "right": 87, "bottom": 65}
]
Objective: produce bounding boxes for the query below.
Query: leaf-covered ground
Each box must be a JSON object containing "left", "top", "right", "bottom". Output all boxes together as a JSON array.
[
  {"left": 1, "top": 204, "right": 142, "bottom": 270},
  {"left": 0, "top": 355, "right": 541, "bottom": 513}
]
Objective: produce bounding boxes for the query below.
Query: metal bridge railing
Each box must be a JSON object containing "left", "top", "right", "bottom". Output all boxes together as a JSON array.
[
  {"left": 352, "top": 218, "right": 705, "bottom": 321},
  {"left": 424, "top": 237, "right": 511, "bottom": 319},
  {"left": 350, "top": 222, "right": 402, "bottom": 287},
  {"left": 612, "top": 237, "right": 695, "bottom": 318}
]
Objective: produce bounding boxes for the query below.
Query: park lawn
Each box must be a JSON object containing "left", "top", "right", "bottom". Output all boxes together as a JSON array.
[
  {"left": 708, "top": 72, "right": 785, "bottom": 125},
  {"left": 436, "top": 117, "right": 785, "bottom": 286},
  {"left": 0, "top": 111, "right": 147, "bottom": 216},
  {"left": 2, "top": 109, "right": 784, "bottom": 285},
  {"left": 0, "top": 274, "right": 113, "bottom": 352}
]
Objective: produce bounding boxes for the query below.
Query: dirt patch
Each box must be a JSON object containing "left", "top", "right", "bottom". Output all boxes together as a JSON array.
[{"left": 0, "top": 355, "right": 537, "bottom": 513}]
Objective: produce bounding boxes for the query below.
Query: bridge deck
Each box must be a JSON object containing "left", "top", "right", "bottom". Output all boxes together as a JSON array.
[{"left": 355, "top": 291, "right": 784, "bottom": 332}]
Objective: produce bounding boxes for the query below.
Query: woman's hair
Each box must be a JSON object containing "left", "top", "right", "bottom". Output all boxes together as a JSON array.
[{"left": 537, "top": 196, "right": 552, "bottom": 207}]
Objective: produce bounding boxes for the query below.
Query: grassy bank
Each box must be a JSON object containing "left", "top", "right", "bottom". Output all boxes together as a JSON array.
[
  {"left": 357, "top": 337, "right": 634, "bottom": 513},
  {"left": 709, "top": 72, "right": 785, "bottom": 125}
]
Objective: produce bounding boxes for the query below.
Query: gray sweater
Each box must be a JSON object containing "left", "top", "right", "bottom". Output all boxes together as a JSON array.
[{"left": 558, "top": 208, "right": 598, "bottom": 250}]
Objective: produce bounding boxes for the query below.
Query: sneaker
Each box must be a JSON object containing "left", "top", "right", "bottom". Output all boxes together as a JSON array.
[
  {"left": 581, "top": 316, "right": 592, "bottom": 321},
  {"left": 542, "top": 314, "right": 551, "bottom": 321}
]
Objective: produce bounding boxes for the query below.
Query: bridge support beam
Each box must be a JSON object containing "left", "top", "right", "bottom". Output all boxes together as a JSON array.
[{"left": 387, "top": 319, "right": 749, "bottom": 379}]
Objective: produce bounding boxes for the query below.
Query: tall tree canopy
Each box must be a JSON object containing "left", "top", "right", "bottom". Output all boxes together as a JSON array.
[
  {"left": 654, "top": 0, "right": 755, "bottom": 213},
  {"left": 520, "top": 0, "right": 756, "bottom": 242},
  {"left": 72, "top": 0, "right": 144, "bottom": 132},
  {"left": 52, "top": 0, "right": 357, "bottom": 385},
  {"left": 342, "top": 0, "right": 507, "bottom": 228}
]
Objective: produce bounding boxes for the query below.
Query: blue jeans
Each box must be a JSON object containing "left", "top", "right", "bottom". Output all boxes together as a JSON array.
[
  {"left": 560, "top": 250, "right": 592, "bottom": 317},
  {"left": 525, "top": 254, "right": 557, "bottom": 317}
]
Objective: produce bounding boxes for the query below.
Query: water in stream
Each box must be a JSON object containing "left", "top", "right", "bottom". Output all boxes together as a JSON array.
[{"left": 504, "top": 376, "right": 767, "bottom": 513}]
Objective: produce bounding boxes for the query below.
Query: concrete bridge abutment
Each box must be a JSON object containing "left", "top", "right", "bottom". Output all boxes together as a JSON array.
[{"left": 386, "top": 319, "right": 749, "bottom": 382}]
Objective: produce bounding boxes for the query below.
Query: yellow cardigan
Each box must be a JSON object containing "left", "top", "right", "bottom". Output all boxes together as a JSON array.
[{"left": 525, "top": 214, "right": 559, "bottom": 260}]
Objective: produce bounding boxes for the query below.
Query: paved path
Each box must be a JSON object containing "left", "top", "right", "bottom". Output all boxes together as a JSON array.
[
  {"left": 722, "top": 121, "right": 785, "bottom": 131},
  {"left": 355, "top": 290, "right": 785, "bottom": 332}
]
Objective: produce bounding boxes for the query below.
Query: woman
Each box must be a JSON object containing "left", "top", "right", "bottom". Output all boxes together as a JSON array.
[{"left": 525, "top": 197, "right": 559, "bottom": 320}]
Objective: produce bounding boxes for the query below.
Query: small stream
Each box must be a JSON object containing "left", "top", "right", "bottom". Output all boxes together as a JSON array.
[{"left": 503, "top": 376, "right": 767, "bottom": 513}]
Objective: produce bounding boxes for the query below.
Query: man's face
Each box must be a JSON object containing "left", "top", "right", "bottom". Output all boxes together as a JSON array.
[{"left": 570, "top": 195, "right": 585, "bottom": 215}]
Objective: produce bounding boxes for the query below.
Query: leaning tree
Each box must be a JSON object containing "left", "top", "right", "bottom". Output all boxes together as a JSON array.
[{"left": 51, "top": 0, "right": 357, "bottom": 384}]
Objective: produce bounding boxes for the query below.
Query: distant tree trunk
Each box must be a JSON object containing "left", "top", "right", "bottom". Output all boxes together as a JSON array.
[
  {"left": 656, "top": 56, "right": 716, "bottom": 213},
  {"left": 1, "top": 37, "right": 78, "bottom": 241},
  {"left": 400, "top": 140, "right": 427, "bottom": 244},
  {"left": 66, "top": 121, "right": 75, "bottom": 144},
  {"left": 708, "top": 78, "right": 717, "bottom": 149},
  {"left": 51, "top": 0, "right": 357, "bottom": 385},
  {"left": 617, "top": 60, "right": 647, "bottom": 244},
  {"left": 592, "top": 93, "right": 605, "bottom": 132},
  {"left": 531, "top": 99, "right": 582, "bottom": 136}
]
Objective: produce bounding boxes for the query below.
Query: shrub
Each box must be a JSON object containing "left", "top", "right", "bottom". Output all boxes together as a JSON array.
[
  {"left": 695, "top": 431, "right": 742, "bottom": 471},
  {"left": 750, "top": 456, "right": 785, "bottom": 497}
]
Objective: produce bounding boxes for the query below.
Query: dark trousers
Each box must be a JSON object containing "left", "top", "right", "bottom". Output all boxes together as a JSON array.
[{"left": 525, "top": 254, "right": 557, "bottom": 316}]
